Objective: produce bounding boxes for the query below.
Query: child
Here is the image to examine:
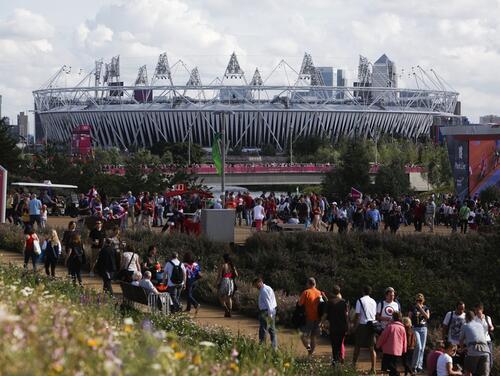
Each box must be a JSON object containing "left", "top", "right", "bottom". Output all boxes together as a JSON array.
[
  {"left": 436, "top": 342, "right": 462, "bottom": 376},
  {"left": 402, "top": 317, "right": 416, "bottom": 376},
  {"left": 40, "top": 204, "right": 48, "bottom": 229}
]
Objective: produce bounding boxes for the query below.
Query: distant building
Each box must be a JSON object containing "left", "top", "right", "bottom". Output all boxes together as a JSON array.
[
  {"left": 17, "top": 111, "right": 29, "bottom": 141},
  {"left": 479, "top": 114, "right": 500, "bottom": 125},
  {"left": 336, "top": 69, "right": 347, "bottom": 99},
  {"left": 372, "top": 54, "right": 397, "bottom": 104},
  {"left": 317, "top": 67, "right": 333, "bottom": 98}
]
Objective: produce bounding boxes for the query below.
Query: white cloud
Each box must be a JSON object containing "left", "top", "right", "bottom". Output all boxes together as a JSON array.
[{"left": 0, "top": 8, "right": 54, "bottom": 40}]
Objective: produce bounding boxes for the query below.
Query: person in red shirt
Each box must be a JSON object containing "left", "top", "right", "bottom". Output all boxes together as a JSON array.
[
  {"left": 298, "top": 277, "right": 325, "bottom": 357},
  {"left": 427, "top": 341, "right": 445, "bottom": 376},
  {"left": 376, "top": 311, "right": 407, "bottom": 376}
]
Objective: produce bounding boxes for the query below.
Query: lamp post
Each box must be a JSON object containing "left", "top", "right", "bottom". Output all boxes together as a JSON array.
[{"left": 213, "top": 110, "right": 235, "bottom": 206}]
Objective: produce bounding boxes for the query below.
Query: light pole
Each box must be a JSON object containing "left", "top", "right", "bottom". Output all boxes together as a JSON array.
[{"left": 213, "top": 110, "right": 235, "bottom": 206}]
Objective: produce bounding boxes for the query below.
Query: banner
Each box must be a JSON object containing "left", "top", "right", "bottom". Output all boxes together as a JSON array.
[
  {"left": 0, "top": 165, "right": 7, "bottom": 223},
  {"left": 212, "top": 133, "right": 222, "bottom": 176},
  {"left": 351, "top": 187, "right": 362, "bottom": 200},
  {"left": 445, "top": 137, "right": 469, "bottom": 201}
]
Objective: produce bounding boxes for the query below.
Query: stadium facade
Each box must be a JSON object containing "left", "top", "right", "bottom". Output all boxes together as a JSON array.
[{"left": 33, "top": 52, "right": 462, "bottom": 150}]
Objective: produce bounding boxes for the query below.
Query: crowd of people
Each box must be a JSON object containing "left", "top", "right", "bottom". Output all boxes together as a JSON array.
[{"left": 257, "top": 277, "right": 495, "bottom": 376}]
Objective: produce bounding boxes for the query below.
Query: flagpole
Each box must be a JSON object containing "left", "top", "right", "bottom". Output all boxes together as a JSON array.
[{"left": 213, "top": 110, "right": 235, "bottom": 207}]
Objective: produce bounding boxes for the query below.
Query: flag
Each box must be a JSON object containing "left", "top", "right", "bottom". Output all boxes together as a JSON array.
[
  {"left": 351, "top": 187, "right": 363, "bottom": 200},
  {"left": 212, "top": 133, "right": 223, "bottom": 176}
]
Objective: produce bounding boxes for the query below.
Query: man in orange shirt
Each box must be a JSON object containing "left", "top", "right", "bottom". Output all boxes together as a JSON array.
[{"left": 298, "top": 277, "right": 324, "bottom": 356}]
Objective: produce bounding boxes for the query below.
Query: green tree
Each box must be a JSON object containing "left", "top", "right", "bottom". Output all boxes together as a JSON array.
[
  {"left": 322, "top": 138, "right": 371, "bottom": 198},
  {"left": 0, "top": 118, "right": 22, "bottom": 171},
  {"left": 261, "top": 144, "right": 276, "bottom": 156},
  {"left": 479, "top": 185, "right": 500, "bottom": 204},
  {"left": 375, "top": 159, "right": 411, "bottom": 197}
]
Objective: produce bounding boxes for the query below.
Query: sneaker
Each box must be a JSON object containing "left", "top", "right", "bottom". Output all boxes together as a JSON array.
[{"left": 195, "top": 305, "right": 200, "bottom": 315}]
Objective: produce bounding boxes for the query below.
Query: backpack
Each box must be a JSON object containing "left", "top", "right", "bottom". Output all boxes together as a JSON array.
[{"left": 169, "top": 261, "right": 185, "bottom": 285}]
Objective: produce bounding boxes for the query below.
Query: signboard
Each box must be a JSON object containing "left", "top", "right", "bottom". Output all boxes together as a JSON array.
[
  {"left": 0, "top": 165, "right": 7, "bottom": 223},
  {"left": 469, "top": 140, "right": 500, "bottom": 197},
  {"left": 351, "top": 187, "right": 362, "bottom": 200}
]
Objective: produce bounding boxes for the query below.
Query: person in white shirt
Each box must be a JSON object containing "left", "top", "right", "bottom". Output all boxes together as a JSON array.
[
  {"left": 139, "top": 271, "right": 159, "bottom": 294},
  {"left": 252, "top": 198, "right": 266, "bottom": 232},
  {"left": 474, "top": 303, "right": 495, "bottom": 370},
  {"left": 131, "top": 270, "right": 142, "bottom": 286},
  {"left": 162, "top": 252, "right": 186, "bottom": 313},
  {"left": 253, "top": 277, "right": 277, "bottom": 349},
  {"left": 436, "top": 342, "right": 462, "bottom": 376},
  {"left": 376, "top": 287, "right": 400, "bottom": 329},
  {"left": 353, "top": 285, "right": 377, "bottom": 374},
  {"left": 442, "top": 301, "right": 466, "bottom": 345}
]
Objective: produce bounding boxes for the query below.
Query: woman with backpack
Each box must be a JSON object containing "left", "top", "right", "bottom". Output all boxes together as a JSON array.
[
  {"left": 183, "top": 252, "right": 202, "bottom": 314},
  {"left": 42, "top": 229, "right": 61, "bottom": 277},
  {"left": 23, "top": 226, "right": 40, "bottom": 271},
  {"left": 65, "top": 233, "right": 86, "bottom": 286},
  {"left": 217, "top": 253, "right": 238, "bottom": 318}
]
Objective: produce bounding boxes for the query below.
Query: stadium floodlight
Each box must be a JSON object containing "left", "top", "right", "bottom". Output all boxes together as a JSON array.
[
  {"left": 297, "top": 52, "right": 324, "bottom": 86},
  {"left": 152, "top": 52, "right": 172, "bottom": 85},
  {"left": 250, "top": 68, "right": 263, "bottom": 86},
  {"left": 186, "top": 67, "right": 202, "bottom": 87},
  {"left": 135, "top": 65, "right": 149, "bottom": 86},
  {"left": 358, "top": 55, "right": 372, "bottom": 85},
  {"left": 94, "top": 60, "right": 103, "bottom": 86}
]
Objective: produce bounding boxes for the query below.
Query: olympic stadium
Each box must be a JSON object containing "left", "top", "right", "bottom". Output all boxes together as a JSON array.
[{"left": 33, "top": 52, "right": 462, "bottom": 150}]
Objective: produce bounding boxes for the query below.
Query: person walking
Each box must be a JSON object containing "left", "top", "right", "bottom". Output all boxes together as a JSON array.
[
  {"left": 95, "top": 238, "right": 117, "bottom": 295},
  {"left": 183, "top": 252, "right": 202, "bottom": 314},
  {"left": 65, "top": 233, "right": 86, "bottom": 287},
  {"left": 473, "top": 303, "right": 495, "bottom": 371},
  {"left": 253, "top": 277, "right": 278, "bottom": 349},
  {"left": 443, "top": 301, "right": 466, "bottom": 367},
  {"left": 126, "top": 191, "right": 136, "bottom": 229},
  {"left": 459, "top": 202, "right": 471, "bottom": 234},
  {"left": 352, "top": 285, "right": 377, "bottom": 374},
  {"left": 42, "top": 229, "right": 61, "bottom": 277},
  {"left": 23, "top": 226, "right": 40, "bottom": 271},
  {"left": 162, "top": 252, "right": 186, "bottom": 313},
  {"left": 377, "top": 311, "right": 407, "bottom": 376},
  {"left": 409, "top": 293, "right": 431, "bottom": 373},
  {"left": 28, "top": 193, "right": 42, "bottom": 229},
  {"left": 119, "top": 245, "right": 141, "bottom": 282},
  {"left": 322, "top": 284, "right": 349, "bottom": 366},
  {"left": 298, "top": 277, "right": 324, "bottom": 357},
  {"left": 366, "top": 203, "right": 382, "bottom": 231},
  {"left": 459, "top": 311, "right": 490, "bottom": 376},
  {"left": 425, "top": 197, "right": 437, "bottom": 233},
  {"left": 88, "top": 220, "right": 105, "bottom": 276},
  {"left": 376, "top": 287, "right": 401, "bottom": 331},
  {"left": 216, "top": 253, "right": 238, "bottom": 317},
  {"left": 252, "top": 198, "right": 266, "bottom": 232}
]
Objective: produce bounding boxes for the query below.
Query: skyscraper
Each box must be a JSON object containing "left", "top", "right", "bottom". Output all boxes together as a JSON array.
[
  {"left": 317, "top": 67, "right": 333, "bottom": 98},
  {"left": 17, "top": 111, "right": 29, "bottom": 141},
  {"left": 372, "top": 54, "right": 397, "bottom": 104},
  {"left": 336, "top": 69, "right": 347, "bottom": 99}
]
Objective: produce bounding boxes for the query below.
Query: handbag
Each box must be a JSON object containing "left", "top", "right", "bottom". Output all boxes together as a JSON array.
[
  {"left": 33, "top": 239, "right": 42, "bottom": 256},
  {"left": 117, "top": 253, "right": 135, "bottom": 282}
]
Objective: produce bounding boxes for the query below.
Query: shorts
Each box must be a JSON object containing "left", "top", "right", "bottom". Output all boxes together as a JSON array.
[
  {"left": 464, "top": 354, "right": 489, "bottom": 376},
  {"left": 355, "top": 323, "right": 376, "bottom": 348},
  {"left": 301, "top": 320, "right": 320, "bottom": 337}
]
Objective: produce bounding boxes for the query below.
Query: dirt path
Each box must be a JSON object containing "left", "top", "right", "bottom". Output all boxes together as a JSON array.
[{"left": 0, "top": 248, "right": 380, "bottom": 373}]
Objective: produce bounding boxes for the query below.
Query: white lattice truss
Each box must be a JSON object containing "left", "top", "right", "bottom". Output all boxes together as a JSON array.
[{"left": 33, "top": 53, "right": 459, "bottom": 150}]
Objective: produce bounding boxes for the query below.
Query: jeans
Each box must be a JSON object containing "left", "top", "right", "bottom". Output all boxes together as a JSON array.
[
  {"left": 103, "top": 274, "right": 113, "bottom": 295},
  {"left": 44, "top": 258, "right": 57, "bottom": 277},
  {"left": 24, "top": 251, "right": 37, "bottom": 271},
  {"left": 69, "top": 265, "right": 82, "bottom": 285},
  {"left": 258, "top": 310, "right": 277, "bottom": 349},
  {"left": 330, "top": 332, "right": 346, "bottom": 364},
  {"left": 412, "top": 326, "right": 427, "bottom": 370},
  {"left": 460, "top": 219, "right": 468, "bottom": 234},
  {"left": 245, "top": 209, "right": 252, "bottom": 226},
  {"left": 186, "top": 280, "right": 199, "bottom": 311},
  {"left": 156, "top": 207, "right": 164, "bottom": 226},
  {"left": 168, "top": 285, "right": 183, "bottom": 312}
]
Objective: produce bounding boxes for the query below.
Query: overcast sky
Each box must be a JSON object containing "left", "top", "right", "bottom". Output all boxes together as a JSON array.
[{"left": 1, "top": 0, "right": 500, "bottom": 125}]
